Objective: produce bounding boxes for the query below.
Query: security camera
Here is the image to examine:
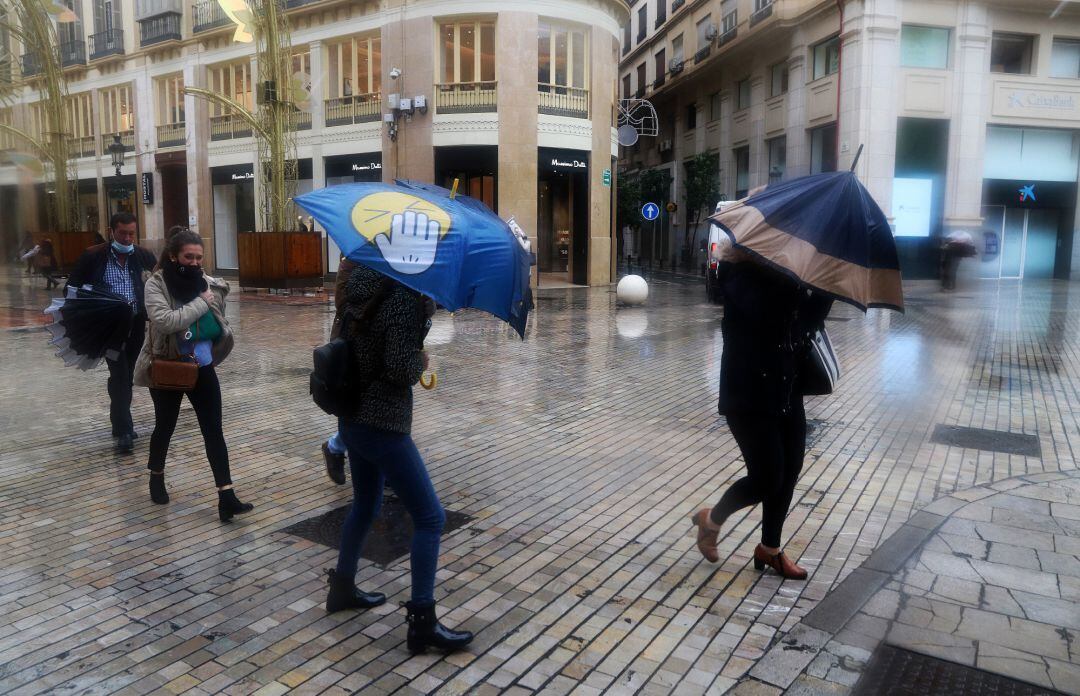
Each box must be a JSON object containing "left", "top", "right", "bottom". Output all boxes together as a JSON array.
[{"left": 389, "top": 67, "right": 402, "bottom": 80}]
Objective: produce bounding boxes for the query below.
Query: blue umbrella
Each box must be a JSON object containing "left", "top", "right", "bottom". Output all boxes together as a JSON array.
[
  {"left": 296, "top": 180, "right": 534, "bottom": 337},
  {"left": 709, "top": 170, "right": 903, "bottom": 312}
]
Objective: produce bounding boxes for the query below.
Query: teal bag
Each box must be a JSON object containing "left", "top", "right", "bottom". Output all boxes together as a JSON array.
[{"left": 190, "top": 311, "right": 222, "bottom": 341}]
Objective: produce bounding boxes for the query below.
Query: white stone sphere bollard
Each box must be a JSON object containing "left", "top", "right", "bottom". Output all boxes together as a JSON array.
[{"left": 617, "top": 275, "right": 649, "bottom": 305}]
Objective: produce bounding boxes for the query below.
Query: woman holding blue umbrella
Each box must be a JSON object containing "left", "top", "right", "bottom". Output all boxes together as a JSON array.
[
  {"left": 689, "top": 169, "right": 903, "bottom": 580},
  {"left": 297, "top": 180, "right": 533, "bottom": 653}
]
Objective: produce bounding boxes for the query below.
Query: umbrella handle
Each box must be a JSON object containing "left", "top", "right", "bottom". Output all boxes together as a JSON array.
[{"left": 420, "top": 371, "right": 437, "bottom": 390}]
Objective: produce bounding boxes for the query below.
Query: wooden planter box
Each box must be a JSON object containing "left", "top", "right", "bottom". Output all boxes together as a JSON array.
[
  {"left": 35, "top": 230, "right": 101, "bottom": 273},
  {"left": 237, "top": 231, "right": 324, "bottom": 289}
]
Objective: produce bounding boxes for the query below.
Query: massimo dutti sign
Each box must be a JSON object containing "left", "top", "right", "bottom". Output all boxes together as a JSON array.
[{"left": 993, "top": 82, "right": 1080, "bottom": 121}]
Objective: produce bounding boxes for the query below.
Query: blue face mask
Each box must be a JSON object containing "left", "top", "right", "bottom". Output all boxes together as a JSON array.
[{"left": 111, "top": 240, "right": 134, "bottom": 254}]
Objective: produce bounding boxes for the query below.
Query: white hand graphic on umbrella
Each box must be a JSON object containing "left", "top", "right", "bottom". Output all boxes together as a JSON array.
[{"left": 376, "top": 210, "right": 442, "bottom": 274}]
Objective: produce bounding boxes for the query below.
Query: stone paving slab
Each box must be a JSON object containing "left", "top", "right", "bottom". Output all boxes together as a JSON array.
[{"left": 1, "top": 269, "right": 1079, "bottom": 694}]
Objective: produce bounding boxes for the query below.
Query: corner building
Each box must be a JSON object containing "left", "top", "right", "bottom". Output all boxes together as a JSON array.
[
  {"left": 618, "top": 0, "right": 1080, "bottom": 280},
  {"left": 0, "top": 0, "right": 629, "bottom": 286}
]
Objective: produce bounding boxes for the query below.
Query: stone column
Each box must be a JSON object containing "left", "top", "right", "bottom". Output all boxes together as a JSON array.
[
  {"left": 381, "top": 14, "right": 434, "bottom": 182},
  {"left": 90, "top": 87, "right": 108, "bottom": 234},
  {"left": 133, "top": 68, "right": 160, "bottom": 242},
  {"left": 785, "top": 53, "right": 808, "bottom": 178},
  {"left": 185, "top": 57, "right": 213, "bottom": 268},
  {"left": 496, "top": 12, "right": 539, "bottom": 281},
  {"left": 838, "top": 0, "right": 900, "bottom": 211},
  {"left": 588, "top": 32, "right": 617, "bottom": 285},
  {"left": 944, "top": 1, "right": 990, "bottom": 233},
  {"left": 718, "top": 90, "right": 733, "bottom": 197},
  {"left": 309, "top": 40, "right": 325, "bottom": 131},
  {"left": 749, "top": 74, "right": 766, "bottom": 189}
]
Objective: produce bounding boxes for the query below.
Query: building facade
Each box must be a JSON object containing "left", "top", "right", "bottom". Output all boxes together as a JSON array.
[
  {"left": 618, "top": 0, "right": 1080, "bottom": 280},
  {"left": 0, "top": 0, "right": 628, "bottom": 286}
]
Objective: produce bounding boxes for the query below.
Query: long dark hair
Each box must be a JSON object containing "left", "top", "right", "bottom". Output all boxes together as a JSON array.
[{"left": 157, "top": 228, "right": 204, "bottom": 270}]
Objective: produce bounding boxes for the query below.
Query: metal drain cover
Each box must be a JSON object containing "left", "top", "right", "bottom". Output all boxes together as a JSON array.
[
  {"left": 930, "top": 424, "right": 1041, "bottom": 458},
  {"left": 853, "top": 645, "right": 1066, "bottom": 696},
  {"left": 281, "top": 496, "right": 474, "bottom": 567}
]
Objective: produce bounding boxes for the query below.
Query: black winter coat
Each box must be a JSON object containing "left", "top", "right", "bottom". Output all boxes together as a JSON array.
[
  {"left": 717, "top": 260, "right": 833, "bottom": 416},
  {"left": 341, "top": 266, "right": 426, "bottom": 434},
  {"left": 66, "top": 243, "right": 157, "bottom": 319}
]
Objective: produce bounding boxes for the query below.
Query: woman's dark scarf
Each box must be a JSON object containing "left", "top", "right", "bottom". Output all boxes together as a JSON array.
[{"left": 162, "top": 260, "right": 208, "bottom": 304}]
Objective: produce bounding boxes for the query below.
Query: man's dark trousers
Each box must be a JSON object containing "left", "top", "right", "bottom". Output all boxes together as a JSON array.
[{"left": 107, "top": 319, "right": 145, "bottom": 437}]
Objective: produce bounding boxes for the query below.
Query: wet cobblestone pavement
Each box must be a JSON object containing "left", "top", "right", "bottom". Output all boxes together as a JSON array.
[{"left": 1, "top": 268, "right": 1078, "bottom": 694}]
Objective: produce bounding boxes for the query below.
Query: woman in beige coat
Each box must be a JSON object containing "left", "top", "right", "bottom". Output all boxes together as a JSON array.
[{"left": 134, "top": 229, "right": 253, "bottom": 522}]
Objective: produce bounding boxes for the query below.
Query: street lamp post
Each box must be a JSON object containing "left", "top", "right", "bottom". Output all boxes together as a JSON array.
[{"left": 107, "top": 134, "right": 126, "bottom": 218}]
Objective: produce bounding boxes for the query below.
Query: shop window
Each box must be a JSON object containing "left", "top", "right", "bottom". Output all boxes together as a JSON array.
[
  {"left": 156, "top": 73, "right": 184, "bottom": 125},
  {"left": 1051, "top": 38, "right": 1080, "bottom": 78},
  {"left": 440, "top": 20, "right": 495, "bottom": 86},
  {"left": 709, "top": 91, "right": 721, "bottom": 121},
  {"left": 812, "top": 36, "right": 840, "bottom": 80},
  {"left": 768, "top": 136, "right": 786, "bottom": 183},
  {"left": 65, "top": 92, "right": 95, "bottom": 138},
  {"left": 734, "top": 145, "right": 750, "bottom": 198},
  {"left": 810, "top": 123, "right": 838, "bottom": 174},
  {"left": 100, "top": 84, "right": 134, "bottom": 135},
  {"left": 901, "top": 25, "right": 950, "bottom": 69},
  {"left": 328, "top": 35, "right": 381, "bottom": 99},
  {"left": 208, "top": 62, "right": 253, "bottom": 112},
  {"left": 770, "top": 63, "right": 788, "bottom": 96},
  {"left": 736, "top": 78, "right": 751, "bottom": 110},
  {"left": 685, "top": 103, "right": 697, "bottom": 130},
  {"left": 991, "top": 33, "right": 1034, "bottom": 74}
]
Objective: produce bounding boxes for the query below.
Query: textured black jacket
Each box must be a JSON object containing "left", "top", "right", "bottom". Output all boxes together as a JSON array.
[
  {"left": 341, "top": 265, "right": 426, "bottom": 434},
  {"left": 66, "top": 243, "right": 157, "bottom": 319},
  {"left": 717, "top": 260, "right": 832, "bottom": 416}
]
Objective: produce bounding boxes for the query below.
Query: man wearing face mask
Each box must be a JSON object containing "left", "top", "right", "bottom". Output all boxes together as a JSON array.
[{"left": 67, "top": 212, "right": 157, "bottom": 453}]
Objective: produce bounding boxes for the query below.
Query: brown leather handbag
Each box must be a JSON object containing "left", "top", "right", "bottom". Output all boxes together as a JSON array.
[{"left": 147, "top": 321, "right": 198, "bottom": 391}]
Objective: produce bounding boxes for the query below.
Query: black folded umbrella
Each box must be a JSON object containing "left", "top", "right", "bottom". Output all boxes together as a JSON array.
[{"left": 43, "top": 286, "right": 134, "bottom": 370}]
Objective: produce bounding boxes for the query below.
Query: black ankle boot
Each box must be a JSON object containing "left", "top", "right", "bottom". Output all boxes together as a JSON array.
[
  {"left": 217, "top": 488, "right": 254, "bottom": 522},
  {"left": 149, "top": 474, "right": 169, "bottom": 504},
  {"left": 404, "top": 600, "right": 473, "bottom": 654},
  {"left": 324, "top": 569, "right": 386, "bottom": 613}
]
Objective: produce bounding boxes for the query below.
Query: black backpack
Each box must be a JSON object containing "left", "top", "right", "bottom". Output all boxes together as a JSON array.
[{"left": 310, "top": 278, "right": 395, "bottom": 416}]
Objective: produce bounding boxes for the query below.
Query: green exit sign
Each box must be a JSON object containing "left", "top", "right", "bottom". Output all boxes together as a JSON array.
[{"left": 602, "top": 169, "right": 611, "bottom": 186}]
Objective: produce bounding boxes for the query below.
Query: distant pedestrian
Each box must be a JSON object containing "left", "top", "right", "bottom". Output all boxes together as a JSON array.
[
  {"left": 20, "top": 231, "right": 35, "bottom": 274},
  {"left": 132, "top": 228, "right": 254, "bottom": 522},
  {"left": 325, "top": 264, "right": 472, "bottom": 655},
  {"left": 941, "top": 230, "right": 976, "bottom": 291},
  {"left": 21, "top": 239, "right": 60, "bottom": 289},
  {"left": 321, "top": 256, "right": 357, "bottom": 486},
  {"left": 67, "top": 212, "right": 157, "bottom": 453},
  {"left": 690, "top": 249, "right": 832, "bottom": 580}
]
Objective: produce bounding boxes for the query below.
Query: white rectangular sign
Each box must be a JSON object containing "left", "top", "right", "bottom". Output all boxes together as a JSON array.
[{"left": 891, "top": 178, "right": 934, "bottom": 237}]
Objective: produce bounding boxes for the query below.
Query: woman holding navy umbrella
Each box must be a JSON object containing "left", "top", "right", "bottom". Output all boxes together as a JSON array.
[{"left": 688, "top": 168, "right": 904, "bottom": 580}]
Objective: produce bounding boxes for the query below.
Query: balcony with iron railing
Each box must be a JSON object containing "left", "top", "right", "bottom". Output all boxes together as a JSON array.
[
  {"left": 720, "top": 12, "right": 738, "bottom": 46},
  {"left": 193, "top": 0, "right": 230, "bottom": 33},
  {"left": 634, "top": 85, "right": 645, "bottom": 99},
  {"left": 90, "top": 28, "right": 124, "bottom": 60},
  {"left": 435, "top": 82, "right": 497, "bottom": 114},
  {"left": 671, "top": 0, "right": 685, "bottom": 11},
  {"left": 538, "top": 85, "right": 589, "bottom": 119},
  {"left": 653, "top": 74, "right": 665, "bottom": 89},
  {"left": 325, "top": 93, "right": 381, "bottom": 126},
  {"left": 694, "top": 46, "right": 710, "bottom": 64},
  {"left": 60, "top": 40, "right": 87, "bottom": 68},
  {"left": 750, "top": 0, "right": 774, "bottom": 27},
  {"left": 288, "top": 109, "right": 311, "bottom": 131},
  {"left": 102, "top": 129, "right": 135, "bottom": 152},
  {"left": 285, "top": 0, "right": 322, "bottom": 8},
  {"left": 68, "top": 135, "right": 96, "bottom": 158},
  {"left": 21, "top": 54, "right": 42, "bottom": 77},
  {"left": 157, "top": 122, "right": 185, "bottom": 148},
  {"left": 139, "top": 13, "right": 181, "bottom": 45},
  {"left": 210, "top": 114, "right": 252, "bottom": 140}
]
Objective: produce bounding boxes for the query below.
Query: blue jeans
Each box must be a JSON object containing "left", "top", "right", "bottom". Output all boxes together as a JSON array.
[
  {"left": 335, "top": 420, "right": 445, "bottom": 604},
  {"left": 327, "top": 431, "right": 346, "bottom": 455}
]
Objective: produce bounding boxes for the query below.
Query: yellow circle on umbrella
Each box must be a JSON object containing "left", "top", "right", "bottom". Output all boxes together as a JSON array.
[{"left": 350, "top": 192, "right": 452, "bottom": 245}]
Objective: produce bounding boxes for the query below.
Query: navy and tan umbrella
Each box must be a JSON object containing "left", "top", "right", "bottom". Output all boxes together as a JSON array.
[{"left": 709, "top": 170, "right": 904, "bottom": 312}]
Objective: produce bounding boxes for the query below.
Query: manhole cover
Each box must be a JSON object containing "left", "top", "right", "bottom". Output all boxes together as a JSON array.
[
  {"left": 853, "top": 644, "right": 1066, "bottom": 695},
  {"left": 280, "top": 497, "right": 474, "bottom": 567},
  {"left": 930, "top": 424, "right": 1041, "bottom": 458}
]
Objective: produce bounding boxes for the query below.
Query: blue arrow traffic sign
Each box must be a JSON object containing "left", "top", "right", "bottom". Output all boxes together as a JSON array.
[{"left": 641, "top": 202, "right": 660, "bottom": 221}]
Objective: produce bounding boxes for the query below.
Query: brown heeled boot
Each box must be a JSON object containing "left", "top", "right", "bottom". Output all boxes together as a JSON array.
[
  {"left": 753, "top": 544, "right": 808, "bottom": 579},
  {"left": 689, "top": 508, "right": 721, "bottom": 563}
]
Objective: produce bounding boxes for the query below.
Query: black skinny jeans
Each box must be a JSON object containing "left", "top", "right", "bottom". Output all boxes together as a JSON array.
[
  {"left": 711, "top": 402, "right": 807, "bottom": 548},
  {"left": 147, "top": 365, "right": 232, "bottom": 487}
]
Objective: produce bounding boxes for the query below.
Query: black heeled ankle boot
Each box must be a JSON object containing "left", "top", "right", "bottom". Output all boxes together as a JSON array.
[
  {"left": 217, "top": 488, "right": 254, "bottom": 522},
  {"left": 404, "top": 600, "right": 473, "bottom": 654},
  {"left": 149, "top": 474, "right": 169, "bottom": 504},
  {"left": 324, "top": 569, "right": 386, "bottom": 613}
]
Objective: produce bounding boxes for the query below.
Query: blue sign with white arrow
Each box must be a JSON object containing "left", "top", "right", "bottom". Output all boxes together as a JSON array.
[{"left": 641, "top": 202, "right": 660, "bottom": 221}]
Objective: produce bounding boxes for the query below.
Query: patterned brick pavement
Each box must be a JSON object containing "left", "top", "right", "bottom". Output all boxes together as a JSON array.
[{"left": 0, "top": 268, "right": 1077, "bottom": 694}]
